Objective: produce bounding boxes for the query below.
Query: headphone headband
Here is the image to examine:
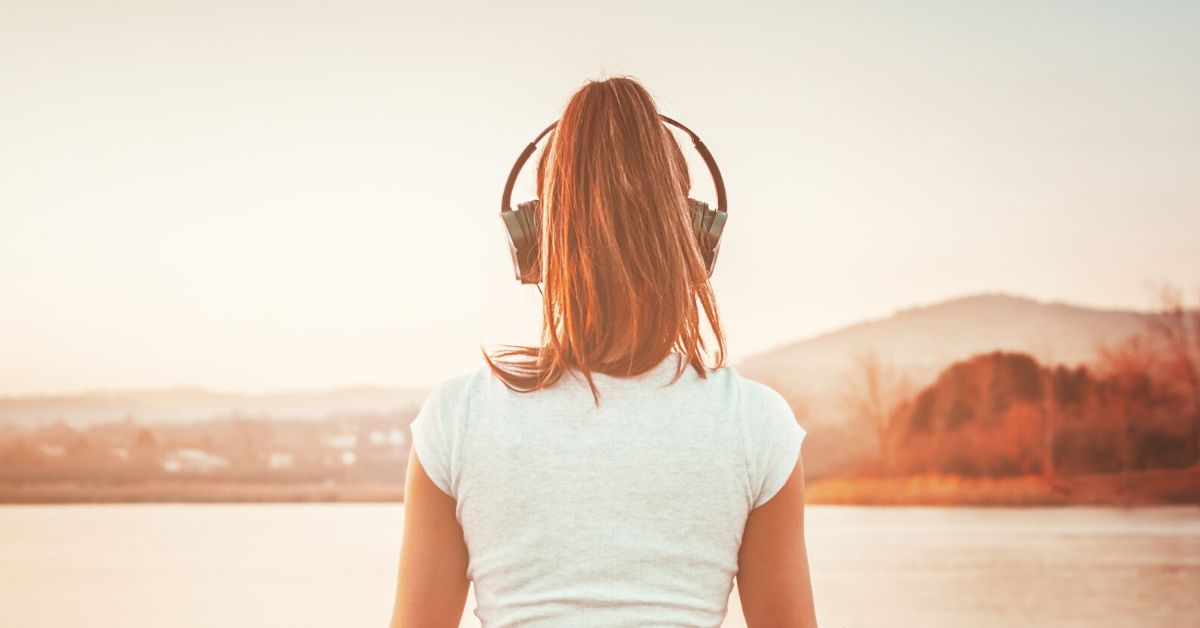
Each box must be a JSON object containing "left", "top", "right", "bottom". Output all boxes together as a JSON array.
[{"left": 499, "top": 114, "right": 727, "bottom": 215}]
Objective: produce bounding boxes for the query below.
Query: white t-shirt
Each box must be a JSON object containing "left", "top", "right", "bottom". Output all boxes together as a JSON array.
[{"left": 408, "top": 351, "right": 806, "bottom": 627}]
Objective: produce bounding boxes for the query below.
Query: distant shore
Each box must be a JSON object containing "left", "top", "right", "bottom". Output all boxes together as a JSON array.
[
  {"left": 0, "top": 481, "right": 404, "bottom": 504},
  {"left": 2, "top": 467, "right": 1198, "bottom": 505}
]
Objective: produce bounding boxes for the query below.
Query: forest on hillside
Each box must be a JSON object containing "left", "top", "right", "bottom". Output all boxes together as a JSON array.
[
  {"left": 832, "top": 285, "right": 1200, "bottom": 496},
  {"left": 886, "top": 349, "right": 1195, "bottom": 477}
]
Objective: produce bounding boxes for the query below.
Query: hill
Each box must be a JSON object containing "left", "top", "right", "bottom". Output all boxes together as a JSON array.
[
  {"left": 737, "top": 292, "right": 1149, "bottom": 407},
  {"left": 0, "top": 386, "right": 430, "bottom": 428}
]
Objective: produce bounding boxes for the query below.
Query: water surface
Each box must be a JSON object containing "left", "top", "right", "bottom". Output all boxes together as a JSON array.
[{"left": 0, "top": 504, "right": 1196, "bottom": 627}]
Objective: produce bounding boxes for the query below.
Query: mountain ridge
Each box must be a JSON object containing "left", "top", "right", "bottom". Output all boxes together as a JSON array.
[{"left": 737, "top": 292, "right": 1149, "bottom": 381}]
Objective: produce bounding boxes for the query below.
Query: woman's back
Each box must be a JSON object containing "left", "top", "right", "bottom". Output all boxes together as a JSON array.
[
  {"left": 410, "top": 352, "right": 806, "bottom": 627},
  {"left": 391, "top": 75, "right": 816, "bottom": 628}
]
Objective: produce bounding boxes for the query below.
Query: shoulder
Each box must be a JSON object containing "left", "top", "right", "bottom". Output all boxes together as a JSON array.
[
  {"left": 727, "top": 369, "right": 807, "bottom": 509},
  {"left": 428, "top": 368, "right": 481, "bottom": 400},
  {"left": 672, "top": 362, "right": 793, "bottom": 420},
  {"left": 728, "top": 368, "right": 805, "bottom": 463},
  {"left": 419, "top": 365, "right": 492, "bottom": 417},
  {"left": 409, "top": 366, "right": 491, "bottom": 497},
  {"left": 726, "top": 367, "right": 794, "bottom": 419}
]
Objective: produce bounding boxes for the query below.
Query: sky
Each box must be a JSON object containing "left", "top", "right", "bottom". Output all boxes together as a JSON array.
[{"left": 1, "top": 0, "right": 1198, "bottom": 396}]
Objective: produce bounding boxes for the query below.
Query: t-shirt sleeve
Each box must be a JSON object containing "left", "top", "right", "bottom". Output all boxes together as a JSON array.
[
  {"left": 408, "top": 373, "right": 472, "bottom": 499},
  {"left": 741, "top": 380, "right": 807, "bottom": 509}
]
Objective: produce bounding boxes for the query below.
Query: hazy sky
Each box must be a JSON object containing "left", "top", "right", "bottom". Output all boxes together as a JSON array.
[{"left": 2, "top": 0, "right": 1198, "bottom": 396}]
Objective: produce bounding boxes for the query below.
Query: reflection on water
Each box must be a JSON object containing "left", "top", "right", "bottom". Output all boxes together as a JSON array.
[{"left": 0, "top": 504, "right": 1196, "bottom": 627}]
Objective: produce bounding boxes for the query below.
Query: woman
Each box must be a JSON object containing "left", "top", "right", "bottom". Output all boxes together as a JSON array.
[{"left": 390, "top": 76, "right": 817, "bottom": 628}]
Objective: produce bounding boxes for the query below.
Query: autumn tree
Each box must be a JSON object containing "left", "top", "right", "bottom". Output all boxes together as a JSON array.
[
  {"left": 1095, "top": 335, "right": 1159, "bottom": 489},
  {"left": 1145, "top": 283, "right": 1200, "bottom": 459},
  {"left": 840, "top": 349, "right": 912, "bottom": 474},
  {"left": 1032, "top": 346, "right": 1060, "bottom": 481},
  {"left": 134, "top": 427, "right": 158, "bottom": 452}
]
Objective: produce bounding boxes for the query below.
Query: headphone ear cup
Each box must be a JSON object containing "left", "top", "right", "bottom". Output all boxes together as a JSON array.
[
  {"left": 687, "top": 197, "right": 726, "bottom": 277},
  {"left": 502, "top": 200, "right": 542, "bottom": 284}
]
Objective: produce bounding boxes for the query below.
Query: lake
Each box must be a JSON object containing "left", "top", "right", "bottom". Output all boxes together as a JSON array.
[{"left": 0, "top": 504, "right": 1197, "bottom": 627}]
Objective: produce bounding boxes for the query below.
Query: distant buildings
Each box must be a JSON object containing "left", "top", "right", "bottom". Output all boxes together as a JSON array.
[
  {"left": 327, "top": 433, "right": 357, "bottom": 450},
  {"left": 267, "top": 452, "right": 294, "bottom": 470},
  {"left": 368, "top": 428, "right": 407, "bottom": 447},
  {"left": 161, "top": 448, "right": 229, "bottom": 474},
  {"left": 38, "top": 445, "right": 65, "bottom": 458},
  {"left": 0, "top": 409, "right": 420, "bottom": 486}
]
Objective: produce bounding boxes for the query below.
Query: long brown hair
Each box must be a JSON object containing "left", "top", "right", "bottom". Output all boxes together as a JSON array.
[{"left": 481, "top": 76, "right": 727, "bottom": 404}]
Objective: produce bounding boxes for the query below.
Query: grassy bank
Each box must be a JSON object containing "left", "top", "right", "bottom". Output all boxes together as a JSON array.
[
  {"left": 3, "top": 466, "right": 1198, "bottom": 505},
  {"left": 805, "top": 465, "right": 1200, "bottom": 506}
]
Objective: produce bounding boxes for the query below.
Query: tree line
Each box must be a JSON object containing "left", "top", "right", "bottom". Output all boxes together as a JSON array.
[{"left": 842, "top": 284, "right": 1200, "bottom": 479}]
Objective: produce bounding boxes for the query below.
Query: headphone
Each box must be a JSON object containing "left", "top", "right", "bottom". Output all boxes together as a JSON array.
[{"left": 499, "top": 114, "right": 728, "bottom": 285}]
